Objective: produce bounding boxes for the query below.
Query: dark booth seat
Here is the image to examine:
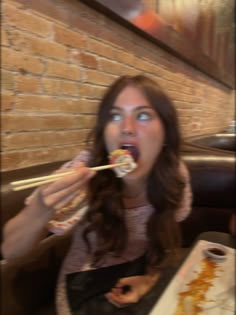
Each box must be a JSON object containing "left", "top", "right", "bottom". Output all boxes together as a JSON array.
[
  {"left": 181, "top": 152, "right": 235, "bottom": 246},
  {"left": 186, "top": 133, "right": 236, "bottom": 152}
]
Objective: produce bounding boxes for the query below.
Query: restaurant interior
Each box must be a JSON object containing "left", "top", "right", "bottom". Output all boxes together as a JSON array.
[{"left": 1, "top": 0, "right": 235, "bottom": 314}]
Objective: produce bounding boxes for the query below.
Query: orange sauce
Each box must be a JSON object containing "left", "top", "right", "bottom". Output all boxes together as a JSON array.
[{"left": 173, "top": 258, "right": 221, "bottom": 315}]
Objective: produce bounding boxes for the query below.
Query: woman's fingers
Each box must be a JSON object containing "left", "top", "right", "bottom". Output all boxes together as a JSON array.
[
  {"left": 106, "top": 288, "right": 139, "bottom": 306},
  {"left": 38, "top": 167, "right": 95, "bottom": 209},
  {"left": 41, "top": 180, "right": 83, "bottom": 208},
  {"left": 43, "top": 167, "right": 94, "bottom": 195},
  {"left": 41, "top": 179, "right": 87, "bottom": 209},
  {"left": 105, "top": 276, "right": 152, "bottom": 306},
  {"left": 50, "top": 189, "right": 83, "bottom": 211}
]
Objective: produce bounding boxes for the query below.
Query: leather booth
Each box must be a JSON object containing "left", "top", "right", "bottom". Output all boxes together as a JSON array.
[
  {"left": 186, "top": 133, "right": 236, "bottom": 153},
  {"left": 1, "top": 146, "right": 235, "bottom": 314}
]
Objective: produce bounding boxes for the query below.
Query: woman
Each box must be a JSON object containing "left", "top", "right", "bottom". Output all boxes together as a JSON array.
[{"left": 2, "top": 75, "right": 192, "bottom": 314}]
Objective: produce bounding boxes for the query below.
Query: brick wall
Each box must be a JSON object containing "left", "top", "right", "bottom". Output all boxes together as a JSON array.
[{"left": 1, "top": 0, "right": 234, "bottom": 171}]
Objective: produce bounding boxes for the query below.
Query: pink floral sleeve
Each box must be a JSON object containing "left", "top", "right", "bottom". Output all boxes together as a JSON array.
[
  {"left": 47, "top": 150, "right": 92, "bottom": 234},
  {"left": 175, "top": 161, "right": 192, "bottom": 222},
  {"left": 25, "top": 150, "right": 91, "bottom": 235}
]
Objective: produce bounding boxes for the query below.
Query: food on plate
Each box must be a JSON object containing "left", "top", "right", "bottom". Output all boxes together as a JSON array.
[{"left": 173, "top": 258, "right": 220, "bottom": 315}]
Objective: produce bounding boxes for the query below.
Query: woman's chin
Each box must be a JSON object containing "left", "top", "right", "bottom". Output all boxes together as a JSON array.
[{"left": 122, "top": 169, "right": 145, "bottom": 183}]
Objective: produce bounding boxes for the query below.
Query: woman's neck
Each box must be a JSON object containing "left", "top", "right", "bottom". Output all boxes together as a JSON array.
[{"left": 122, "top": 181, "right": 148, "bottom": 208}]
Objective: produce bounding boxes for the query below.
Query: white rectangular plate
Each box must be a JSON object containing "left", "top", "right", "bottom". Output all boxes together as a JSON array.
[{"left": 149, "top": 240, "right": 235, "bottom": 315}]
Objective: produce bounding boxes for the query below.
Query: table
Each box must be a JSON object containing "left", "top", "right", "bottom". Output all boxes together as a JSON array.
[{"left": 148, "top": 231, "right": 235, "bottom": 315}]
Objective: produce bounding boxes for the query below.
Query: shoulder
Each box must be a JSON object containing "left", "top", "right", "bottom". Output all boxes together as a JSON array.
[{"left": 178, "top": 160, "right": 190, "bottom": 183}]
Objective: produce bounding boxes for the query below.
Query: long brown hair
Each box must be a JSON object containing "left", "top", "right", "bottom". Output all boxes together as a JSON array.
[{"left": 82, "top": 75, "right": 185, "bottom": 266}]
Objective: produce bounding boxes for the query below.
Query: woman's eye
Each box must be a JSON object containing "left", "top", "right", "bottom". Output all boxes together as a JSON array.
[
  {"left": 137, "top": 112, "right": 151, "bottom": 121},
  {"left": 110, "top": 113, "right": 121, "bottom": 121}
]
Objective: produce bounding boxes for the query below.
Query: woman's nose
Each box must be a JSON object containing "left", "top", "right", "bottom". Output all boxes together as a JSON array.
[{"left": 121, "top": 116, "right": 136, "bottom": 136}]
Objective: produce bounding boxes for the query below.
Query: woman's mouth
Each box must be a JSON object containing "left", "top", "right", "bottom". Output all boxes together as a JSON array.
[{"left": 120, "top": 144, "right": 140, "bottom": 162}]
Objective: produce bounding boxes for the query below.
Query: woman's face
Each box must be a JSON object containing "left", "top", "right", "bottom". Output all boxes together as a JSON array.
[{"left": 104, "top": 86, "right": 165, "bottom": 183}]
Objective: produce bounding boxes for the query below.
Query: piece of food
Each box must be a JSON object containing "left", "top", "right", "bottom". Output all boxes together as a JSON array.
[{"left": 109, "top": 149, "right": 137, "bottom": 177}]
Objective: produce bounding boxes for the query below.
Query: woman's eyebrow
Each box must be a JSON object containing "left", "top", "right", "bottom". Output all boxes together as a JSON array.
[
  {"left": 110, "top": 106, "right": 122, "bottom": 111},
  {"left": 134, "top": 106, "right": 152, "bottom": 111},
  {"left": 111, "top": 105, "right": 152, "bottom": 111}
]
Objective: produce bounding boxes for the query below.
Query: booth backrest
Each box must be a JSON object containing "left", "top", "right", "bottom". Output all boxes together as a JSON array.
[
  {"left": 183, "top": 154, "right": 235, "bottom": 208},
  {"left": 185, "top": 133, "right": 236, "bottom": 152}
]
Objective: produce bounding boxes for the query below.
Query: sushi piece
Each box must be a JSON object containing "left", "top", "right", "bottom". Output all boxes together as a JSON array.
[{"left": 109, "top": 149, "right": 137, "bottom": 177}]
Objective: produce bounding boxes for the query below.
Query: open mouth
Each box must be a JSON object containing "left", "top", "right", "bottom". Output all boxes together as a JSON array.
[{"left": 121, "top": 144, "right": 140, "bottom": 162}]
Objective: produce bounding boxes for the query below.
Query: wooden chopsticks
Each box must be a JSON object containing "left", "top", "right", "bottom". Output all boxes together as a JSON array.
[{"left": 10, "top": 162, "right": 128, "bottom": 191}]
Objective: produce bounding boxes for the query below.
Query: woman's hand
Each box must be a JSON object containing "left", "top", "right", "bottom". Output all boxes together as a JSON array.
[
  {"left": 37, "top": 163, "right": 95, "bottom": 212},
  {"left": 1, "top": 163, "right": 95, "bottom": 260},
  {"left": 105, "top": 272, "right": 160, "bottom": 307}
]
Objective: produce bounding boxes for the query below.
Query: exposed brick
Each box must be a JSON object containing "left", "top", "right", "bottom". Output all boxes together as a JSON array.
[
  {"left": 60, "top": 81, "right": 80, "bottom": 97},
  {"left": 2, "top": 130, "right": 88, "bottom": 150},
  {"left": 79, "top": 53, "right": 98, "bottom": 69},
  {"left": 56, "top": 98, "right": 98, "bottom": 114},
  {"left": 80, "top": 115, "right": 96, "bottom": 129},
  {"left": 69, "top": 13, "right": 100, "bottom": 38},
  {"left": 2, "top": 47, "right": 45, "bottom": 74},
  {"left": 8, "top": 29, "right": 68, "bottom": 61},
  {"left": 1, "top": 28, "right": 10, "bottom": 46},
  {"left": 1, "top": 145, "right": 83, "bottom": 170},
  {"left": 178, "top": 116, "right": 193, "bottom": 125},
  {"left": 1, "top": 71, "right": 15, "bottom": 91},
  {"left": 42, "top": 78, "right": 62, "bottom": 95},
  {"left": 1, "top": 0, "right": 233, "bottom": 171},
  {"left": 154, "top": 76, "right": 167, "bottom": 89},
  {"left": 168, "top": 91, "right": 201, "bottom": 103},
  {"left": 15, "top": 74, "right": 41, "bottom": 93},
  {"left": 139, "top": 60, "right": 160, "bottom": 75},
  {"left": 6, "top": 0, "right": 24, "bottom": 9},
  {"left": 79, "top": 84, "right": 106, "bottom": 99},
  {"left": 76, "top": 100, "right": 99, "bottom": 114},
  {"left": 54, "top": 25, "right": 86, "bottom": 50},
  {"left": 42, "top": 115, "right": 81, "bottom": 130},
  {"left": 177, "top": 108, "right": 197, "bottom": 117},
  {"left": 55, "top": 98, "right": 81, "bottom": 113},
  {"left": 87, "top": 39, "right": 115, "bottom": 60},
  {"left": 15, "top": 95, "right": 57, "bottom": 111},
  {"left": 69, "top": 50, "right": 80, "bottom": 65},
  {"left": 174, "top": 101, "right": 195, "bottom": 110},
  {"left": 1, "top": 114, "right": 80, "bottom": 132},
  {"left": 113, "top": 50, "right": 134, "bottom": 66},
  {"left": 119, "top": 64, "right": 136, "bottom": 76},
  {"left": 100, "top": 59, "right": 122, "bottom": 75},
  {"left": 84, "top": 70, "right": 115, "bottom": 86},
  {"left": 1, "top": 93, "right": 15, "bottom": 111},
  {"left": 42, "top": 78, "right": 80, "bottom": 97},
  {"left": 46, "top": 60, "right": 80, "bottom": 80},
  {"left": 4, "top": 4, "right": 52, "bottom": 37}
]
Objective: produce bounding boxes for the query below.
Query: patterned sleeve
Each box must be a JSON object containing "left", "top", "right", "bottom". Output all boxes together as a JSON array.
[
  {"left": 175, "top": 161, "right": 192, "bottom": 222},
  {"left": 24, "top": 150, "right": 91, "bottom": 235},
  {"left": 24, "top": 150, "right": 91, "bottom": 206}
]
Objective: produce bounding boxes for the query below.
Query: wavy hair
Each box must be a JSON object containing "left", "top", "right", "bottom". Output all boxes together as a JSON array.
[{"left": 82, "top": 75, "right": 185, "bottom": 266}]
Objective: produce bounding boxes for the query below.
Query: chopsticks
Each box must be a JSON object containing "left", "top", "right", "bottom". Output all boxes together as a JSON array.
[{"left": 10, "top": 162, "right": 129, "bottom": 191}]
